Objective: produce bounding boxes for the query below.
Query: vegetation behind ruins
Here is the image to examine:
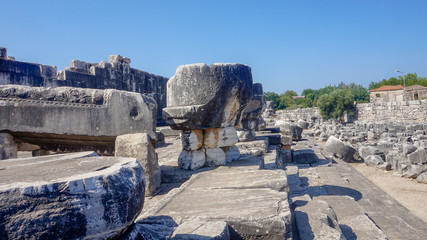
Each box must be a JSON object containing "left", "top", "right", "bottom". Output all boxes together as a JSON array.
[
  {"left": 265, "top": 82, "right": 369, "bottom": 119},
  {"left": 369, "top": 73, "right": 427, "bottom": 90},
  {"left": 266, "top": 73, "right": 427, "bottom": 119}
]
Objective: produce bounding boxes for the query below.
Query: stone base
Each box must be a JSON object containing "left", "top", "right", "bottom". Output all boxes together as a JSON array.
[{"left": 177, "top": 127, "right": 240, "bottom": 170}]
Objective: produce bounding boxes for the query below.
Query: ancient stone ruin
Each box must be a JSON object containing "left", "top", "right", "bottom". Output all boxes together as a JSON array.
[
  {"left": 0, "top": 47, "right": 168, "bottom": 120},
  {"left": 237, "top": 82, "right": 267, "bottom": 142},
  {"left": 0, "top": 84, "right": 157, "bottom": 155},
  {"left": 2, "top": 47, "right": 427, "bottom": 239},
  {"left": 0, "top": 152, "right": 145, "bottom": 239},
  {"left": 163, "top": 63, "right": 253, "bottom": 170}
]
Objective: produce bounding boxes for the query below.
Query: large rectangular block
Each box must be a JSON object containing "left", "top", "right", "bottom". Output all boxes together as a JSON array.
[{"left": 115, "top": 133, "right": 160, "bottom": 196}]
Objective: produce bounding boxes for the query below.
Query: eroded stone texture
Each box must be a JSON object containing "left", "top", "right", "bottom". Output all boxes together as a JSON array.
[
  {"left": 181, "top": 130, "right": 204, "bottom": 151},
  {"left": 0, "top": 85, "right": 156, "bottom": 154},
  {"left": 294, "top": 200, "right": 345, "bottom": 240},
  {"left": 238, "top": 83, "right": 267, "bottom": 141},
  {"left": 204, "top": 127, "right": 239, "bottom": 148},
  {"left": 0, "top": 133, "right": 17, "bottom": 160},
  {"left": 325, "top": 136, "right": 356, "bottom": 162},
  {"left": 115, "top": 133, "right": 160, "bottom": 196},
  {"left": 0, "top": 49, "right": 168, "bottom": 120},
  {"left": 163, "top": 63, "right": 253, "bottom": 130},
  {"left": 178, "top": 149, "right": 206, "bottom": 170},
  {"left": 164, "top": 63, "right": 253, "bottom": 169},
  {"left": 0, "top": 152, "right": 145, "bottom": 240}
]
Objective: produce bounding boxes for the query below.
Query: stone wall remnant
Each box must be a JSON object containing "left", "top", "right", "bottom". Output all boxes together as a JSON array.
[
  {"left": 163, "top": 63, "right": 253, "bottom": 170},
  {"left": 0, "top": 47, "right": 168, "bottom": 120},
  {"left": 0, "top": 84, "right": 157, "bottom": 155},
  {"left": 0, "top": 152, "right": 145, "bottom": 239}
]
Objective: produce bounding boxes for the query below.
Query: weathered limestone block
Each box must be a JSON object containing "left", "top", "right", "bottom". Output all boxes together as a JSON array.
[
  {"left": 178, "top": 149, "right": 206, "bottom": 170},
  {"left": 237, "top": 128, "right": 256, "bottom": 142},
  {"left": 163, "top": 63, "right": 253, "bottom": 130},
  {"left": 0, "top": 85, "right": 157, "bottom": 154},
  {"left": 239, "top": 83, "right": 267, "bottom": 139},
  {"left": 181, "top": 130, "right": 204, "bottom": 150},
  {"left": 325, "top": 136, "right": 356, "bottom": 162},
  {"left": 365, "top": 155, "right": 385, "bottom": 167},
  {"left": 235, "top": 139, "right": 268, "bottom": 157},
  {"left": 204, "top": 127, "right": 239, "bottom": 148},
  {"left": 276, "top": 149, "right": 293, "bottom": 168},
  {"left": 0, "top": 133, "right": 17, "bottom": 160},
  {"left": 222, "top": 146, "right": 240, "bottom": 163},
  {"left": 275, "top": 120, "right": 303, "bottom": 141},
  {"left": 403, "top": 164, "right": 427, "bottom": 179},
  {"left": 294, "top": 200, "right": 345, "bottom": 240},
  {"left": 407, "top": 147, "right": 427, "bottom": 164},
  {"left": 0, "top": 152, "right": 145, "bottom": 240},
  {"left": 280, "top": 134, "right": 293, "bottom": 148},
  {"left": 293, "top": 149, "right": 318, "bottom": 164},
  {"left": 0, "top": 46, "right": 6, "bottom": 58},
  {"left": 403, "top": 144, "right": 418, "bottom": 156},
  {"left": 358, "top": 145, "right": 385, "bottom": 161},
  {"left": 115, "top": 133, "right": 160, "bottom": 196},
  {"left": 297, "top": 119, "right": 309, "bottom": 129},
  {"left": 171, "top": 220, "right": 230, "bottom": 240},
  {"left": 206, "top": 148, "right": 227, "bottom": 166},
  {"left": 416, "top": 172, "right": 427, "bottom": 184}
]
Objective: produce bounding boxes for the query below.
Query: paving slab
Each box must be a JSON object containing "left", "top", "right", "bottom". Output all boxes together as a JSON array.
[
  {"left": 140, "top": 150, "right": 292, "bottom": 239},
  {"left": 292, "top": 135, "right": 427, "bottom": 240}
]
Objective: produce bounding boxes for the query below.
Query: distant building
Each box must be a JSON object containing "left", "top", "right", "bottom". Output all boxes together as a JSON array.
[
  {"left": 406, "top": 85, "right": 427, "bottom": 100},
  {"left": 370, "top": 84, "right": 427, "bottom": 103},
  {"left": 292, "top": 96, "right": 306, "bottom": 100}
]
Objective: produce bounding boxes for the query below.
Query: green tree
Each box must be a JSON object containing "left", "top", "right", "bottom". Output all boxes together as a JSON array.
[
  {"left": 316, "top": 89, "right": 355, "bottom": 120},
  {"left": 265, "top": 91, "right": 280, "bottom": 109},
  {"left": 369, "top": 73, "right": 427, "bottom": 90}
]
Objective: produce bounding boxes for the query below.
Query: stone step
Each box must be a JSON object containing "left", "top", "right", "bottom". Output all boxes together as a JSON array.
[
  {"left": 265, "top": 127, "right": 280, "bottom": 133},
  {"left": 255, "top": 133, "right": 281, "bottom": 145}
]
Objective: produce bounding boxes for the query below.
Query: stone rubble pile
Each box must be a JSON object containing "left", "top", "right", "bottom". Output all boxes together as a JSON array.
[
  {"left": 298, "top": 117, "right": 427, "bottom": 183},
  {"left": 163, "top": 63, "right": 253, "bottom": 170}
]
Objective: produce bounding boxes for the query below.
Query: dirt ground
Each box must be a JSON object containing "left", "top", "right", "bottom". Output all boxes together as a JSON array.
[{"left": 350, "top": 163, "right": 427, "bottom": 223}]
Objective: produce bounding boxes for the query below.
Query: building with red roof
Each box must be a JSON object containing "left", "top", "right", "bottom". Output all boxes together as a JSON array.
[{"left": 370, "top": 85, "right": 427, "bottom": 103}]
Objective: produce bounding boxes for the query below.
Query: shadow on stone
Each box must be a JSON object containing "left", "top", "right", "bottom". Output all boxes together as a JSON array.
[
  {"left": 339, "top": 224, "right": 357, "bottom": 240},
  {"left": 310, "top": 185, "right": 363, "bottom": 201},
  {"left": 293, "top": 211, "right": 315, "bottom": 240}
]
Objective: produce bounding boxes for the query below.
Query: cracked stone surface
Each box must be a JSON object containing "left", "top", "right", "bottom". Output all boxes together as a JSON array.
[
  {"left": 141, "top": 142, "right": 292, "bottom": 239},
  {"left": 0, "top": 152, "right": 145, "bottom": 240}
]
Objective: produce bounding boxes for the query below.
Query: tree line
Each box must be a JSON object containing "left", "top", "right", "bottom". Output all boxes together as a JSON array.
[{"left": 265, "top": 73, "right": 426, "bottom": 120}]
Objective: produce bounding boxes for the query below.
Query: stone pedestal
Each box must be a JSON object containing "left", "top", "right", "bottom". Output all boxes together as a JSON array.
[
  {"left": 178, "top": 127, "right": 240, "bottom": 170},
  {"left": 163, "top": 63, "right": 253, "bottom": 170}
]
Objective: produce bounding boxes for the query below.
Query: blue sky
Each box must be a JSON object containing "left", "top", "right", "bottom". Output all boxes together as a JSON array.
[{"left": 2, "top": 1, "right": 427, "bottom": 94}]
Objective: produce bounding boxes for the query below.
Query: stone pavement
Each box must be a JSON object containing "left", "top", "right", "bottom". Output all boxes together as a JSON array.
[
  {"left": 290, "top": 136, "right": 427, "bottom": 240},
  {"left": 138, "top": 139, "right": 292, "bottom": 239},
  {"left": 138, "top": 134, "right": 427, "bottom": 239}
]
